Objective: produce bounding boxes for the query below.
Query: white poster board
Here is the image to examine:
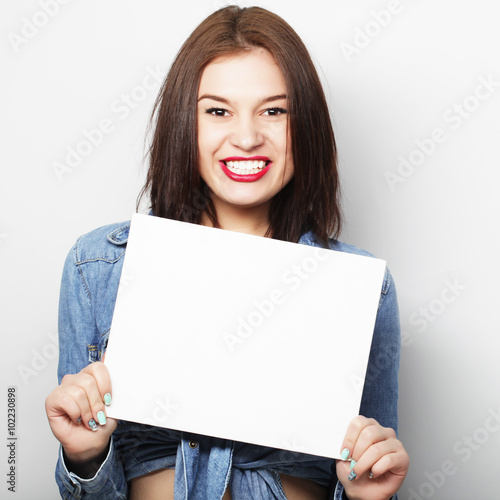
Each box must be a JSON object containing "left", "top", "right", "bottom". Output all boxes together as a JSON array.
[{"left": 105, "top": 213, "right": 386, "bottom": 459}]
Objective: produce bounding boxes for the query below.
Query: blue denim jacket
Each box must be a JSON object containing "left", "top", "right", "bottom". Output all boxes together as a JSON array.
[{"left": 55, "top": 219, "right": 400, "bottom": 500}]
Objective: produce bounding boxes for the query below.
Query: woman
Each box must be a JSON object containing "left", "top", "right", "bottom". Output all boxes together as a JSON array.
[{"left": 45, "top": 6, "right": 409, "bottom": 500}]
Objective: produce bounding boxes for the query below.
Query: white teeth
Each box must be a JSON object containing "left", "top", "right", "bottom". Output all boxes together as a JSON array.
[{"left": 225, "top": 160, "right": 268, "bottom": 173}]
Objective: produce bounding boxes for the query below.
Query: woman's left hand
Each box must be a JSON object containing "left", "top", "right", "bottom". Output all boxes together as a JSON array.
[{"left": 336, "top": 416, "right": 409, "bottom": 500}]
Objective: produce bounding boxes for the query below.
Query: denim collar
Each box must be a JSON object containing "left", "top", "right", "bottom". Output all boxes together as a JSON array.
[
  {"left": 107, "top": 223, "right": 130, "bottom": 245},
  {"left": 297, "top": 230, "right": 323, "bottom": 248}
]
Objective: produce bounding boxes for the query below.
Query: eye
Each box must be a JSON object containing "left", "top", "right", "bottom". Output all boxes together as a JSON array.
[
  {"left": 262, "top": 107, "right": 287, "bottom": 116},
  {"left": 205, "top": 107, "right": 230, "bottom": 117}
]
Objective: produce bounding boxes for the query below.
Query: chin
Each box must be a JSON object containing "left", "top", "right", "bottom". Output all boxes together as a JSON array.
[
  {"left": 228, "top": 198, "right": 268, "bottom": 209},
  {"left": 217, "top": 192, "right": 271, "bottom": 209}
]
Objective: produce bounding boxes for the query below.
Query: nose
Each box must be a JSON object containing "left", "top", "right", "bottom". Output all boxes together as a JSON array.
[{"left": 230, "top": 114, "right": 264, "bottom": 151}]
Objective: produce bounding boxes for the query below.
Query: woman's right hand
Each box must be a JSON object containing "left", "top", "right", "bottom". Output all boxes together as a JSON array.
[{"left": 45, "top": 360, "right": 118, "bottom": 467}]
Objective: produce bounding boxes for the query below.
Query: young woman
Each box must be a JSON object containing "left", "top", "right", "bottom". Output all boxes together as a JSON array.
[{"left": 45, "top": 6, "right": 409, "bottom": 500}]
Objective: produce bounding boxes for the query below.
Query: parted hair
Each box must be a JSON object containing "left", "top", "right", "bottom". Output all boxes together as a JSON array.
[{"left": 138, "top": 5, "right": 342, "bottom": 244}]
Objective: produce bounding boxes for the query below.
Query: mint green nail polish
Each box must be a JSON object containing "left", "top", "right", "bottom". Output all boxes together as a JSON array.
[
  {"left": 348, "top": 470, "right": 357, "bottom": 481},
  {"left": 97, "top": 411, "right": 106, "bottom": 425},
  {"left": 350, "top": 460, "right": 356, "bottom": 470},
  {"left": 104, "top": 393, "right": 112, "bottom": 406},
  {"left": 88, "top": 419, "right": 98, "bottom": 431},
  {"left": 340, "top": 448, "right": 350, "bottom": 461}
]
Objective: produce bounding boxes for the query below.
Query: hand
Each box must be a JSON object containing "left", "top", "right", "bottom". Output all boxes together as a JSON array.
[
  {"left": 45, "top": 359, "right": 117, "bottom": 466},
  {"left": 336, "top": 416, "right": 409, "bottom": 500}
]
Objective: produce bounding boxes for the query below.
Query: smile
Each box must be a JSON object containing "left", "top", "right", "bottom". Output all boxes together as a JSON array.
[{"left": 220, "top": 156, "right": 271, "bottom": 182}]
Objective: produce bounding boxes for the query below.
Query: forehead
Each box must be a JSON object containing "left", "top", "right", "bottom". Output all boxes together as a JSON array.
[{"left": 198, "top": 49, "right": 287, "bottom": 97}]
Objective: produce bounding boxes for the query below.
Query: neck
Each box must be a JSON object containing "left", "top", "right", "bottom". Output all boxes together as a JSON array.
[{"left": 201, "top": 198, "right": 271, "bottom": 238}]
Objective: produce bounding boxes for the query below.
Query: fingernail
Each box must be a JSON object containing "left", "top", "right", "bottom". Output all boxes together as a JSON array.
[
  {"left": 350, "top": 460, "right": 356, "bottom": 471},
  {"left": 340, "top": 448, "right": 350, "bottom": 461},
  {"left": 368, "top": 471, "right": 374, "bottom": 479},
  {"left": 348, "top": 470, "right": 357, "bottom": 481},
  {"left": 76, "top": 416, "right": 82, "bottom": 424},
  {"left": 97, "top": 411, "right": 107, "bottom": 425},
  {"left": 88, "top": 419, "right": 98, "bottom": 431},
  {"left": 104, "top": 393, "right": 112, "bottom": 406}
]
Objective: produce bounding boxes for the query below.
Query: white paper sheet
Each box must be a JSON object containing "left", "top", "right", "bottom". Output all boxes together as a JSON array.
[{"left": 104, "top": 213, "right": 386, "bottom": 459}]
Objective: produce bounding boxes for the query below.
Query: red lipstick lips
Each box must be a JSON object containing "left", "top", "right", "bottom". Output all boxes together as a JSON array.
[{"left": 219, "top": 156, "right": 271, "bottom": 182}]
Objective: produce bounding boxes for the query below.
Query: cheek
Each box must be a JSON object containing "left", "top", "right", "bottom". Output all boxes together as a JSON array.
[
  {"left": 283, "top": 129, "right": 294, "bottom": 176},
  {"left": 198, "top": 122, "right": 226, "bottom": 159},
  {"left": 266, "top": 121, "right": 290, "bottom": 154}
]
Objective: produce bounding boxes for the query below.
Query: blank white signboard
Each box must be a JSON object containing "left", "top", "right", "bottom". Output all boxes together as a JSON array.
[{"left": 105, "top": 213, "right": 386, "bottom": 459}]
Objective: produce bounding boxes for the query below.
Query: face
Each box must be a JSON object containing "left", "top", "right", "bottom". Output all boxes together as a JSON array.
[{"left": 197, "top": 48, "right": 294, "bottom": 215}]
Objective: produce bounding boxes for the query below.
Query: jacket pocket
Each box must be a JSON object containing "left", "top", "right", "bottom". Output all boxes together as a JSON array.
[
  {"left": 86, "top": 330, "right": 110, "bottom": 363},
  {"left": 87, "top": 343, "right": 99, "bottom": 363},
  {"left": 98, "top": 330, "right": 110, "bottom": 360}
]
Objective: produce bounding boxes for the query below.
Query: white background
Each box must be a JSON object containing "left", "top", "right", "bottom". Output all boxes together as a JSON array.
[{"left": 1, "top": 0, "right": 499, "bottom": 498}]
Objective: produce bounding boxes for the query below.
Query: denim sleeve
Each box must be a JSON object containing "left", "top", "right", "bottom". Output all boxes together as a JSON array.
[
  {"left": 359, "top": 267, "right": 401, "bottom": 436},
  {"left": 330, "top": 267, "right": 401, "bottom": 500},
  {"left": 54, "top": 243, "right": 128, "bottom": 499},
  {"left": 56, "top": 438, "right": 127, "bottom": 499}
]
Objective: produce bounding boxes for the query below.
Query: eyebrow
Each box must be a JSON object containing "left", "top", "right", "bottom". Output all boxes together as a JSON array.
[{"left": 197, "top": 94, "right": 287, "bottom": 105}]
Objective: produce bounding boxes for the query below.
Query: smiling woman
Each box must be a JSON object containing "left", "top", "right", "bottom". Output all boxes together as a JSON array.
[
  {"left": 197, "top": 49, "right": 294, "bottom": 236},
  {"left": 140, "top": 5, "right": 341, "bottom": 245},
  {"left": 45, "top": 5, "right": 408, "bottom": 500}
]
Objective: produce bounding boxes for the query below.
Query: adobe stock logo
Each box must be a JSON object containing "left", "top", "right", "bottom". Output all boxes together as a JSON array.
[
  {"left": 223, "top": 247, "right": 331, "bottom": 352},
  {"left": 408, "top": 278, "right": 467, "bottom": 334},
  {"left": 51, "top": 65, "right": 164, "bottom": 182},
  {"left": 408, "top": 406, "right": 500, "bottom": 499},
  {"left": 8, "top": 0, "right": 72, "bottom": 53},
  {"left": 385, "top": 75, "right": 500, "bottom": 191},
  {"left": 142, "top": 396, "right": 180, "bottom": 427},
  {"left": 340, "top": 0, "right": 404, "bottom": 63},
  {"left": 17, "top": 331, "right": 59, "bottom": 384}
]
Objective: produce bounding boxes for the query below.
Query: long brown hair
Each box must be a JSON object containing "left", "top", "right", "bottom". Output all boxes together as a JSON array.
[{"left": 138, "top": 5, "right": 342, "bottom": 244}]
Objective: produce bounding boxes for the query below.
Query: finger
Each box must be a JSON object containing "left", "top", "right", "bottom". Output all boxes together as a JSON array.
[
  {"left": 45, "top": 388, "right": 83, "bottom": 426},
  {"left": 82, "top": 360, "right": 113, "bottom": 409},
  {"left": 351, "top": 423, "right": 396, "bottom": 466},
  {"left": 64, "top": 370, "right": 108, "bottom": 430},
  {"left": 339, "top": 415, "right": 375, "bottom": 461},
  {"left": 59, "top": 374, "right": 94, "bottom": 429},
  {"left": 351, "top": 436, "right": 400, "bottom": 478},
  {"left": 100, "top": 351, "right": 113, "bottom": 404},
  {"left": 370, "top": 446, "right": 409, "bottom": 479},
  {"left": 61, "top": 374, "right": 101, "bottom": 430}
]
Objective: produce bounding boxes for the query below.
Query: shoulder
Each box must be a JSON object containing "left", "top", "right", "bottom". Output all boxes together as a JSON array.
[
  {"left": 328, "top": 239, "right": 395, "bottom": 297},
  {"left": 71, "top": 220, "right": 130, "bottom": 265},
  {"left": 326, "top": 239, "right": 375, "bottom": 259},
  {"left": 298, "top": 230, "right": 375, "bottom": 258},
  {"left": 298, "top": 231, "right": 394, "bottom": 296}
]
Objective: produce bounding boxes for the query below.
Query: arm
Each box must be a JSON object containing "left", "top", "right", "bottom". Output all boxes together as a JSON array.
[
  {"left": 47, "top": 242, "right": 128, "bottom": 499},
  {"left": 359, "top": 266, "right": 401, "bottom": 435},
  {"left": 334, "top": 267, "right": 408, "bottom": 500}
]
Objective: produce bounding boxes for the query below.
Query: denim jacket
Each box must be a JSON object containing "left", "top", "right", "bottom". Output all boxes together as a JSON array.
[{"left": 55, "top": 218, "right": 400, "bottom": 500}]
